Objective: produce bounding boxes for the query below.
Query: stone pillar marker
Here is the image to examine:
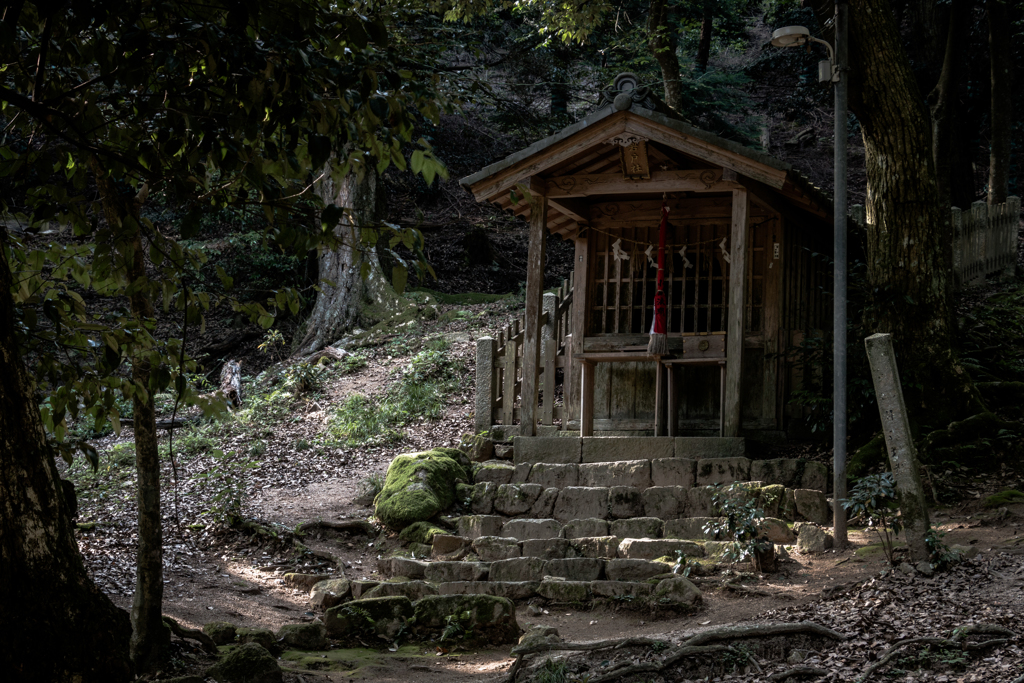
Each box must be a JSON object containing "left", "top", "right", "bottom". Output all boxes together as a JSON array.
[
  {"left": 475, "top": 337, "right": 496, "bottom": 435},
  {"left": 864, "top": 333, "right": 931, "bottom": 565}
]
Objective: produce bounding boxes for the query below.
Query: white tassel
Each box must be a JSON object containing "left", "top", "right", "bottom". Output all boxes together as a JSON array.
[
  {"left": 644, "top": 244, "right": 655, "bottom": 267},
  {"left": 719, "top": 237, "right": 731, "bottom": 264},
  {"left": 679, "top": 244, "right": 692, "bottom": 269},
  {"left": 612, "top": 239, "right": 629, "bottom": 261}
]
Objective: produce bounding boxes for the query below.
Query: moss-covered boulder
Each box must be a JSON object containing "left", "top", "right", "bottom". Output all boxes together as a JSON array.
[
  {"left": 983, "top": 489, "right": 1024, "bottom": 508},
  {"left": 235, "top": 627, "right": 280, "bottom": 655},
  {"left": 203, "top": 621, "right": 237, "bottom": 646},
  {"left": 324, "top": 596, "right": 414, "bottom": 641},
  {"left": 398, "top": 521, "right": 449, "bottom": 546},
  {"left": 412, "top": 594, "right": 520, "bottom": 645},
  {"left": 374, "top": 450, "right": 468, "bottom": 529},
  {"left": 207, "top": 642, "right": 282, "bottom": 683},
  {"left": 309, "top": 578, "right": 351, "bottom": 610},
  {"left": 276, "top": 622, "right": 328, "bottom": 650},
  {"left": 652, "top": 577, "right": 702, "bottom": 609}
]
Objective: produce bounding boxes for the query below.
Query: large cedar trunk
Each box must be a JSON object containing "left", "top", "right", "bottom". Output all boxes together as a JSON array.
[
  {"left": 694, "top": 1, "right": 713, "bottom": 74},
  {"left": 0, "top": 245, "right": 133, "bottom": 681},
  {"left": 91, "top": 160, "right": 169, "bottom": 671},
  {"left": 929, "top": 0, "right": 967, "bottom": 211},
  {"left": 298, "top": 168, "right": 403, "bottom": 354},
  {"left": 846, "top": 0, "right": 980, "bottom": 426},
  {"left": 987, "top": 0, "right": 1012, "bottom": 204},
  {"left": 648, "top": 0, "right": 683, "bottom": 112}
]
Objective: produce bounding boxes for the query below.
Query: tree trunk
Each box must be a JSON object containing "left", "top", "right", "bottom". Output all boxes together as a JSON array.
[
  {"left": 0, "top": 243, "right": 134, "bottom": 681},
  {"left": 694, "top": 1, "right": 713, "bottom": 74},
  {"left": 929, "top": 0, "right": 967, "bottom": 211},
  {"left": 844, "top": 0, "right": 982, "bottom": 426},
  {"left": 647, "top": 0, "right": 683, "bottom": 112},
  {"left": 90, "top": 159, "right": 168, "bottom": 672},
  {"left": 297, "top": 168, "right": 404, "bottom": 354},
  {"left": 987, "top": 0, "right": 1012, "bottom": 204}
]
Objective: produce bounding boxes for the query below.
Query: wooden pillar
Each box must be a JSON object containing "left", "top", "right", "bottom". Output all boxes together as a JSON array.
[
  {"left": 762, "top": 215, "right": 783, "bottom": 429},
  {"left": 567, "top": 235, "right": 588, "bottom": 423},
  {"left": 520, "top": 179, "right": 548, "bottom": 436},
  {"left": 723, "top": 187, "right": 749, "bottom": 437},
  {"left": 580, "top": 360, "right": 595, "bottom": 436}
]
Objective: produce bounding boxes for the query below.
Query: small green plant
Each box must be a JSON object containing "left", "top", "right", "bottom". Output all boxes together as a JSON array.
[
  {"left": 925, "top": 528, "right": 963, "bottom": 571},
  {"left": 341, "top": 353, "right": 368, "bottom": 374},
  {"left": 672, "top": 550, "right": 695, "bottom": 577},
  {"left": 703, "top": 483, "right": 772, "bottom": 570},
  {"left": 842, "top": 472, "right": 903, "bottom": 565},
  {"left": 649, "top": 640, "right": 669, "bottom": 654},
  {"left": 721, "top": 644, "right": 755, "bottom": 673},
  {"left": 283, "top": 361, "right": 325, "bottom": 394},
  {"left": 534, "top": 658, "right": 570, "bottom": 683},
  {"left": 440, "top": 610, "right": 473, "bottom": 643},
  {"left": 258, "top": 329, "right": 287, "bottom": 360}
]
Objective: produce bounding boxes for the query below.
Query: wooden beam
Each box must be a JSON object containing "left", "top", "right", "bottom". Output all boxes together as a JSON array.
[
  {"left": 546, "top": 169, "right": 736, "bottom": 197},
  {"left": 623, "top": 117, "right": 788, "bottom": 190},
  {"left": 567, "top": 236, "right": 588, "bottom": 423},
  {"left": 519, "top": 189, "right": 548, "bottom": 436},
  {"left": 723, "top": 188, "right": 750, "bottom": 437},
  {"left": 740, "top": 175, "right": 828, "bottom": 222},
  {"left": 548, "top": 197, "right": 589, "bottom": 224}
]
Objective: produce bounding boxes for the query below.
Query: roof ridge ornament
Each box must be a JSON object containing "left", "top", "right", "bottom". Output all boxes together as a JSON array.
[
  {"left": 599, "top": 72, "right": 657, "bottom": 112},
  {"left": 608, "top": 134, "right": 649, "bottom": 147}
]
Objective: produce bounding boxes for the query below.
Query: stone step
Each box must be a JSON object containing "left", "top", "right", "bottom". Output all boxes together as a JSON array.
[
  {"left": 459, "top": 480, "right": 831, "bottom": 525},
  {"left": 472, "top": 456, "right": 829, "bottom": 495},
  {"left": 512, "top": 436, "right": 747, "bottom": 465}
]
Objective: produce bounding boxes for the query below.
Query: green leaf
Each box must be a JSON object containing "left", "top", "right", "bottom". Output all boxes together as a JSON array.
[{"left": 392, "top": 265, "right": 408, "bottom": 294}]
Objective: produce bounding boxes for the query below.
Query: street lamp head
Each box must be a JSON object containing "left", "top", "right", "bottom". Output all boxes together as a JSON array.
[{"left": 771, "top": 25, "right": 811, "bottom": 48}]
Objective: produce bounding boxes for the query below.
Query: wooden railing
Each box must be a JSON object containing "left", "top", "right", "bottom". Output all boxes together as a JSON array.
[
  {"left": 474, "top": 273, "right": 574, "bottom": 435},
  {"left": 850, "top": 197, "right": 1019, "bottom": 290}
]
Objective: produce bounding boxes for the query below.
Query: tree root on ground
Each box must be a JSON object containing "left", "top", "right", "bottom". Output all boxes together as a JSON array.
[
  {"left": 508, "top": 621, "right": 846, "bottom": 683},
  {"left": 857, "top": 624, "right": 1016, "bottom": 682},
  {"left": 767, "top": 667, "right": 827, "bottom": 681},
  {"left": 295, "top": 519, "right": 376, "bottom": 536},
  {"left": 163, "top": 615, "right": 218, "bottom": 654},
  {"left": 689, "top": 576, "right": 772, "bottom": 596}
]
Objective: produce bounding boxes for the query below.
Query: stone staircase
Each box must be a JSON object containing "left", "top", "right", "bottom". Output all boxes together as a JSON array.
[{"left": 343, "top": 437, "right": 833, "bottom": 609}]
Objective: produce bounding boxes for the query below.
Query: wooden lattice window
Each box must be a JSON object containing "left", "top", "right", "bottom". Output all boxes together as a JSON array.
[{"left": 589, "top": 222, "right": 765, "bottom": 336}]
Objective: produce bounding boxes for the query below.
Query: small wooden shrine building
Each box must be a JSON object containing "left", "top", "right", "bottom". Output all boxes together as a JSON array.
[{"left": 464, "top": 74, "right": 833, "bottom": 440}]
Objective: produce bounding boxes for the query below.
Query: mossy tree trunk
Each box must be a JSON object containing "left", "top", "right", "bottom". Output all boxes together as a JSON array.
[
  {"left": 90, "top": 158, "right": 169, "bottom": 673},
  {"left": 0, "top": 239, "right": 134, "bottom": 681},
  {"left": 839, "top": 0, "right": 982, "bottom": 428},
  {"left": 648, "top": 0, "right": 683, "bottom": 112},
  {"left": 694, "top": 0, "right": 713, "bottom": 74},
  {"left": 297, "top": 168, "right": 404, "bottom": 354}
]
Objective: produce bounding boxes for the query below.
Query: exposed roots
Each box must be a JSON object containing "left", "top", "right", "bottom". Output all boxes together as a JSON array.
[
  {"left": 767, "top": 667, "right": 828, "bottom": 681},
  {"left": 857, "top": 624, "right": 1016, "bottom": 682},
  {"left": 295, "top": 519, "right": 376, "bottom": 536},
  {"left": 510, "top": 621, "right": 847, "bottom": 683},
  {"left": 162, "top": 615, "right": 217, "bottom": 654}
]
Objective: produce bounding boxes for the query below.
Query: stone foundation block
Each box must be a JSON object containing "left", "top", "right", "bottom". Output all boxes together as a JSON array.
[
  {"left": 684, "top": 487, "right": 717, "bottom": 517},
  {"left": 579, "top": 460, "right": 651, "bottom": 489},
  {"left": 544, "top": 558, "right": 603, "bottom": 581},
  {"left": 674, "top": 437, "right": 745, "bottom": 459},
  {"left": 591, "top": 580, "right": 654, "bottom": 599},
  {"left": 562, "top": 518, "right": 609, "bottom": 539},
  {"left": 759, "top": 484, "right": 785, "bottom": 518},
  {"left": 530, "top": 487, "right": 560, "bottom": 518},
  {"left": 664, "top": 517, "right": 721, "bottom": 540},
  {"left": 759, "top": 517, "right": 796, "bottom": 544},
  {"left": 438, "top": 581, "right": 539, "bottom": 601},
  {"left": 384, "top": 557, "right": 428, "bottom": 579},
  {"left": 641, "top": 486, "right": 681, "bottom": 519},
  {"left": 607, "top": 486, "right": 643, "bottom": 519},
  {"left": 522, "top": 538, "right": 572, "bottom": 560},
  {"left": 779, "top": 488, "right": 797, "bottom": 521},
  {"left": 604, "top": 558, "right": 670, "bottom": 581},
  {"left": 538, "top": 579, "right": 590, "bottom": 602},
  {"left": 514, "top": 437, "right": 582, "bottom": 465},
  {"left": 471, "top": 481, "right": 496, "bottom": 514},
  {"left": 569, "top": 536, "right": 618, "bottom": 559},
  {"left": 473, "top": 461, "right": 515, "bottom": 486},
  {"left": 431, "top": 535, "right": 471, "bottom": 559},
  {"left": 349, "top": 580, "right": 379, "bottom": 599},
  {"left": 582, "top": 437, "right": 673, "bottom": 463},
  {"left": 696, "top": 457, "right": 752, "bottom": 486},
  {"left": 494, "top": 483, "right": 544, "bottom": 516},
  {"left": 609, "top": 517, "right": 663, "bottom": 540},
  {"left": 473, "top": 536, "right": 522, "bottom": 562},
  {"left": 553, "top": 487, "right": 609, "bottom": 522},
  {"left": 424, "top": 561, "right": 489, "bottom": 583},
  {"left": 617, "top": 538, "right": 704, "bottom": 560},
  {"left": 651, "top": 458, "right": 696, "bottom": 488},
  {"left": 512, "top": 462, "right": 533, "bottom": 484},
  {"left": 793, "top": 489, "right": 830, "bottom": 525},
  {"left": 364, "top": 580, "right": 437, "bottom": 601},
  {"left": 528, "top": 463, "right": 580, "bottom": 489},
  {"left": 458, "top": 515, "right": 504, "bottom": 540},
  {"left": 501, "top": 518, "right": 562, "bottom": 541},
  {"left": 490, "top": 557, "right": 548, "bottom": 582}
]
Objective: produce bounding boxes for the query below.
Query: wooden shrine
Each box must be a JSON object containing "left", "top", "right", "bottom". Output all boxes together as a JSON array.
[{"left": 464, "top": 74, "right": 833, "bottom": 440}]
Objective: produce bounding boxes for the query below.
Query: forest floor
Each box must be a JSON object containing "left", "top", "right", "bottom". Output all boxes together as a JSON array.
[{"left": 59, "top": 281, "right": 1024, "bottom": 683}]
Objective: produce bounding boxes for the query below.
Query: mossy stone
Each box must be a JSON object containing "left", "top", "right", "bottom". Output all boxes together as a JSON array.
[
  {"left": 235, "top": 627, "right": 280, "bottom": 655},
  {"left": 324, "top": 596, "right": 415, "bottom": 641},
  {"left": 203, "top": 621, "right": 238, "bottom": 646},
  {"left": 276, "top": 622, "right": 328, "bottom": 650},
  {"left": 375, "top": 450, "right": 469, "bottom": 529},
  {"left": 398, "top": 521, "right": 449, "bottom": 545},
  {"left": 412, "top": 594, "right": 520, "bottom": 645},
  {"left": 759, "top": 484, "right": 785, "bottom": 518},
  {"left": 309, "top": 578, "right": 351, "bottom": 610},
  {"left": 207, "top": 642, "right": 282, "bottom": 683},
  {"left": 983, "top": 489, "right": 1024, "bottom": 508},
  {"left": 652, "top": 576, "right": 702, "bottom": 609}
]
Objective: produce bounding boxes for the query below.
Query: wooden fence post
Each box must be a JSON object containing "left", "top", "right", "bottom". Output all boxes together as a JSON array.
[
  {"left": 863, "top": 333, "right": 931, "bottom": 566},
  {"left": 475, "top": 337, "right": 496, "bottom": 435},
  {"left": 542, "top": 292, "right": 557, "bottom": 342}
]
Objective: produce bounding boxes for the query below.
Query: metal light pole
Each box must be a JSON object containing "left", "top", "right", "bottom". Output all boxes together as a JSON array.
[{"left": 771, "top": 2, "right": 848, "bottom": 547}]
